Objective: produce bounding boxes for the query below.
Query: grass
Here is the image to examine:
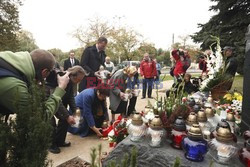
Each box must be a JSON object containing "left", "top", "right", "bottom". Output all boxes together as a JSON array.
[{"left": 231, "top": 75, "right": 243, "bottom": 93}]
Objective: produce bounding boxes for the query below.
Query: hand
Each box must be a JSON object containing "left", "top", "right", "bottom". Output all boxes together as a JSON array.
[
  {"left": 119, "top": 92, "right": 125, "bottom": 100},
  {"left": 95, "top": 128, "right": 103, "bottom": 137},
  {"left": 154, "top": 76, "right": 156, "bottom": 79},
  {"left": 141, "top": 76, "right": 144, "bottom": 79},
  {"left": 94, "top": 71, "right": 102, "bottom": 79},
  {"left": 57, "top": 71, "right": 70, "bottom": 90},
  {"left": 67, "top": 116, "right": 76, "bottom": 125}
]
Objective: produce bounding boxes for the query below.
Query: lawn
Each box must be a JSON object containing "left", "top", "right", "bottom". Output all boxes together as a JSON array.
[{"left": 231, "top": 75, "right": 243, "bottom": 93}]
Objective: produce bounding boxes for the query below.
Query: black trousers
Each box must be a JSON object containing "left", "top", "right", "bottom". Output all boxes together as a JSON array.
[
  {"left": 51, "top": 116, "right": 69, "bottom": 146},
  {"left": 142, "top": 78, "right": 154, "bottom": 98},
  {"left": 127, "top": 96, "right": 137, "bottom": 116}
]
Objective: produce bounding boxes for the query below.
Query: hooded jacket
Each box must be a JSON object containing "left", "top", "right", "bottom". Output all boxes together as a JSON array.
[
  {"left": 0, "top": 51, "right": 65, "bottom": 119},
  {"left": 140, "top": 59, "right": 157, "bottom": 78}
]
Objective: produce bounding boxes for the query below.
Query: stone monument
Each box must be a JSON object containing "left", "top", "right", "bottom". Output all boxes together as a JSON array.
[{"left": 242, "top": 24, "right": 250, "bottom": 132}]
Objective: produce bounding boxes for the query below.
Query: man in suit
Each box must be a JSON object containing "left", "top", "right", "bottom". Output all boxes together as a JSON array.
[
  {"left": 79, "top": 37, "right": 108, "bottom": 91},
  {"left": 64, "top": 52, "right": 80, "bottom": 95},
  {"left": 64, "top": 52, "right": 80, "bottom": 71}
]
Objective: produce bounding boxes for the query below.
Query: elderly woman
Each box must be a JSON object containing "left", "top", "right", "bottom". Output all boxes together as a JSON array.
[
  {"left": 68, "top": 83, "right": 110, "bottom": 138},
  {"left": 109, "top": 66, "right": 138, "bottom": 123}
]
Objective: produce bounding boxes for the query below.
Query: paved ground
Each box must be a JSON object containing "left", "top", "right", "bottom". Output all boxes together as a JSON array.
[{"left": 48, "top": 80, "right": 173, "bottom": 166}]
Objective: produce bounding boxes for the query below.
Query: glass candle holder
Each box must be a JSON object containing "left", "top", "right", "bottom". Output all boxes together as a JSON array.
[
  {"left": 128, "top": 113, "right": 146, "bottom": 142},
  {"left": 182, "top": 124, "right": 208, "bottom": 162},
  {"left": 171, "top": 116, "right": 187, "bottom": 149},
  {"left": 208, "top": 120, "right": 238, "bottom": 165},
  {"left": 186, "top": 112, "right": 198, "bottom": 131},
  {"left": 147, "top": 115, "right": 164, "bottom": 147}
]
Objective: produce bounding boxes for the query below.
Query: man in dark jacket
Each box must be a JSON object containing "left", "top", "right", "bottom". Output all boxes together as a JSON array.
[
  {"left": 64, "top": 52, "right": 80, "bottom": 95},
  {"left": 223, "top": 46, "right": 238, "bottom": 77},
  {"left": 223, "top": 46, "right": 238, "bottom": 90},
  {"left": 79, "top": 37, "right": 108, "bottom": 91},
  {"left": 64, "top": 52, "right": 80, "bottom": 71}
]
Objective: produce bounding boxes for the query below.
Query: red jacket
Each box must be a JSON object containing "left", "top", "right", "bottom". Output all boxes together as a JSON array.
[
  {"left": 172, "top": 50, "right": 185, "bottom": 77},
  {"left": 140, "top": 59, "right": 157, "bottom": 78}
]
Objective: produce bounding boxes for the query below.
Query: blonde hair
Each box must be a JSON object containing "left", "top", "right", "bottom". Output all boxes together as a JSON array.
[
  {"left": 67, "top": 65, "right": 88, "bottom": 76},
  {"left": 123, "top": 66, "right": 137, "bottom": 75}
]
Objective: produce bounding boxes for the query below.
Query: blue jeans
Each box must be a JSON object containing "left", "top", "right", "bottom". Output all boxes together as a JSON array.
[{"left": 142, "top": 78, "right": 153, "bottom": 98}]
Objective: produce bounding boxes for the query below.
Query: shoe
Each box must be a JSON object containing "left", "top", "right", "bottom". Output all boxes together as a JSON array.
[
  {"left": 148, "top": 97, "right": 153, "bottom": 99},
  {"left": 141, "top": 97, "right": 145, "bottom": 99},
  {"left": 57, "top": 141, "right": 71, "bottom": 147},
  {"left": 49, "top": 145, "right": 61, "bottom": 154}
]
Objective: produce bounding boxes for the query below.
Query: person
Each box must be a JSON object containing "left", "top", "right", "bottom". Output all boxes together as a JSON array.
[
  {"left": 79, "top": 37, "right": 108, "bottom": 91},
  {"left": 64, "top": 52, "right": 80, "bottom": 96},
  {"left": 166, "top": 73, "right": 197, "bottom": 97},
  {"left": 127, "top": 65, "right": 140, "bottom": 116},
  {"left": 64, "top": 52, "right": 80, "bottom": 71},
  {"left": 154, "top": 59, "right": 161, "bottom": 85},
  {"left": 140, "top": 53, "right": 157, "bottom": 99},
  {"left": 223, "top": 46, "right": 238, "bottom": 77},
  {"left": 223, "top": 46, "right": 238, "bottom": 90},
  {"left": 68, "top": 83, "right": 110, "bottom": 137},
  {"left": 109, "top": 66, "right": 138, "bottom": 123},
  {"left": 0, "top": 49, "right": 69, "bottom": 162},
  {"left": 0, "top": 49, "right": 69, "bottom": 119},
  {"left": 104, "top": 56, "right": 115, "bottom": 73},
  {"left": 46, "top": 66, "right": 86, "bottom": 154},
  {"left": 171, "top": 49, "right": 186, "bottom": 81}
]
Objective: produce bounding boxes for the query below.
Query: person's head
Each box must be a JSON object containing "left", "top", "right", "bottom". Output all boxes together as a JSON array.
[
  {"left": 69, "top": 52, "right": 75, "bottom": 59},
  {"left": 184, "top": 73, "right": 191, "bottom": 83},
  {"left": 97, "top": 37, "right": 108, "bottom": 51},
  {"left": 96, "top": 83, "right": 110, "bottom": 101},
  {"left": 124, "top": 66, "right": 137, "bottom": 78},
  {"left": 105, "top": 56, "right": 111, "bottom": 64},
  {"left": 143, "top": 53, "right": 150, "bottom": 61},
  {"left": 67, "top": 65, "right": 87, "bottom": 84},
  {"left": 30, "top": 49, "right": 55, "bottom": 81},
  {"left": 223, "top": 46, "right": 233, "bottom": 57}
]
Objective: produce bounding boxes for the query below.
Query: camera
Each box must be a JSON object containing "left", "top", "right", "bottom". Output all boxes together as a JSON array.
[{"left": 45, "top": 68, "right": 66, "bottom": 87}]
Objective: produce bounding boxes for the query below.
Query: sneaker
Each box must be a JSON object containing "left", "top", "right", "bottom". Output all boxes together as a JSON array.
[
  {"left": 141, "top": 97, "right": 145, "bottom": 99},
  {"left": 49, "top": 145, "right": 61, "bottom": 154}
]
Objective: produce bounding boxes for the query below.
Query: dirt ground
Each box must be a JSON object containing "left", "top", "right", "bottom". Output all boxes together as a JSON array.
[{"left": 48, "top": 80, "right": 173, "bottom": 166}]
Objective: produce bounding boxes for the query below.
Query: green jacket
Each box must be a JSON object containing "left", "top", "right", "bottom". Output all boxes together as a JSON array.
[{"left": 0, "top": 51, "right": 65, "bottom": 119}]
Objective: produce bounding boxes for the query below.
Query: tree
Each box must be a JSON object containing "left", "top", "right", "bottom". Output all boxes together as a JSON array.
[
  {"left": 16, "top": 30, "right": 38, "bottom": 52},
  {"left": 192, "top": 0, "right": 250, "bottom": 74},
  {"left": 47, "top": 48, "right": 67, "bottom": 62},
  {"left": 72, "top": 17, "right": 143, "bottom": 62},
  {"left": 110, "top": 27, "right": 142, "bottom": 61},
  {"left": 72, "top": 17, "right": 113, "bottom": 47},
  {"left": 0, "top": 0, "right": 22, "bottom": 51}
]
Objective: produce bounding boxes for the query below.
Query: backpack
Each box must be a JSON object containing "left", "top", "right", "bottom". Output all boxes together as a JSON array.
[
  {"left": 183, "top": 57, "right": 191, "bottom": 71},
  {"left": 0, "top": 58, "right": 29, "bottom": 120}
]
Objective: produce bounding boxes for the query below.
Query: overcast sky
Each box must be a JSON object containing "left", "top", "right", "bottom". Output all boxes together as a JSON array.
[{"left": 19, "top": 0, "right": 215, "bottom": 52}]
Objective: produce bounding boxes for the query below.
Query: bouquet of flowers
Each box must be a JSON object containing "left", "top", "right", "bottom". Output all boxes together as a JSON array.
[
  {"left": 200, "top": 36, "right": 233, "bottom": 93},
  {"left": 108, "top": 116, "right": 128, "bottom": 146}
]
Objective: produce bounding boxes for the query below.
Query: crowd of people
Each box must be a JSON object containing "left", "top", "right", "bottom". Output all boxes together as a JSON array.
[{"left": 0, "top": 36, "right": 238, "bottom": 155}]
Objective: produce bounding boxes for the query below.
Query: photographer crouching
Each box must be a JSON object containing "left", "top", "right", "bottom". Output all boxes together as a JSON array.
[{"left": 45, "top": 65, "right": 87, "bottom": 154}]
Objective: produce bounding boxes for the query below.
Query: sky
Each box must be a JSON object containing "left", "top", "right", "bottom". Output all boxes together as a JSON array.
[{"left": 19, "top": 0, "right": 215, "bottom": 52}]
